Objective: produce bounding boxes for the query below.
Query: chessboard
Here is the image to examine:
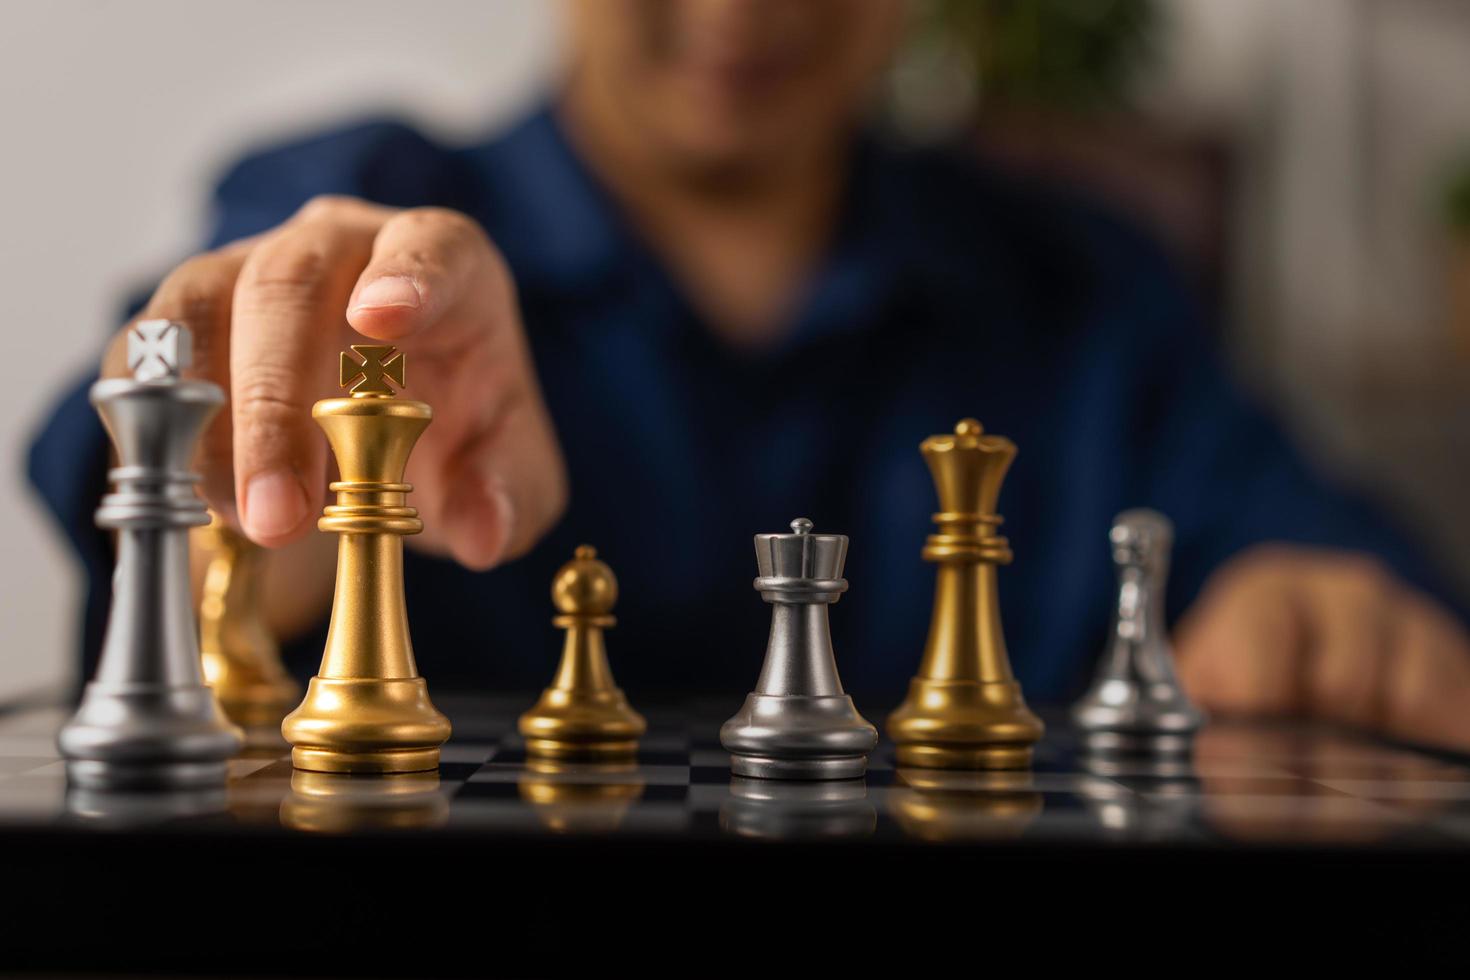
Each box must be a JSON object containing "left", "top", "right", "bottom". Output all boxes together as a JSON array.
[
  {"left": 5, "top": 693, "right": 1470, "bottom": 972},
  {"left": 5, "top": 693, "right": 1470, "bottom": 844}
]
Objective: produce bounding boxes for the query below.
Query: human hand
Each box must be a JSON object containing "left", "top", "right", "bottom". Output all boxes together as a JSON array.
[
  {"left": 1175, "top": 545, "right": 1470, "bottom": 752},
  {"left": 102, "top": 195, "right": 567, "bottom": 571}
]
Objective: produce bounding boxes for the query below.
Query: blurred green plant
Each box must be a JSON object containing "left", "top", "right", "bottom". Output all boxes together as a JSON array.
[
  {"left": 1446, "top": 158, "right": 1470, "bottom": 237},
  {"left": 922, "top": 0, "right": 1159, "bottom": 111}
]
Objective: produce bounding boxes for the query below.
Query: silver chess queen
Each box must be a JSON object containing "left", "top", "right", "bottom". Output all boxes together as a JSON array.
[{"left": 57, "top": 321, "right": 243, "bottom": 789}]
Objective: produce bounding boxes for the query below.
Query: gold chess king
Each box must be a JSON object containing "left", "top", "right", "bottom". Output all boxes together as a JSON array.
[{"left": 281, "top": 345, "right": 451, "bottom": 773}]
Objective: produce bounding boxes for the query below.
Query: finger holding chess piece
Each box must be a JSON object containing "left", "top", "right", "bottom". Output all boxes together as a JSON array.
[
  {"left": 886, "top": 419, "right": 1044, "bottom": 770},
  {"left": 281, "top": 345, "right": 451, "bottom": 773},
  {"left": 57, "top": 320, "right": 244, "bottom": 789},
  {"left": 518, "top": 546, "right": 646, "bottom": 760},
  {"left": 1072, "top": 509, "right": 1205, "bottom": 754},
  {"left": 196, "top": 513, "right": 300, "bottom": 733}
]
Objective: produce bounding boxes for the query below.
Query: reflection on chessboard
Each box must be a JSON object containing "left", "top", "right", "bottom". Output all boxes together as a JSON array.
[{"left": 5, "top": 699, "right": 1470, "bottom": 846}]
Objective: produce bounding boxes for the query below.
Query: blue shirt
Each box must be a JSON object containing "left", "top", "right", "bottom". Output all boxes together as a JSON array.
[{"left": 27, "top": 107, "right": 1450, "bottom": 702}]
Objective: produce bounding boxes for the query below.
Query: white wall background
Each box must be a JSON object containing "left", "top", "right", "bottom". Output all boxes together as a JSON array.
[{"left": 0, "top": 1, "right": 559, "bottom": 699}]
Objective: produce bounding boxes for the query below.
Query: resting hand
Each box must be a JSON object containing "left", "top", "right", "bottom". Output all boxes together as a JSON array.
[{"left": 1175, "top": 545, "right": 1470, "bottom": 752}]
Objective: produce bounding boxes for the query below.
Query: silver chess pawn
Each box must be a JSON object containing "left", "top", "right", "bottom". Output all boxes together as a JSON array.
[
  {"left": 57, "top": 320, "right": 243, "bottom": 789},
  {"left": 720, "top": 519, "right": 878, "bottom": 780},
  {"left": 1072, "top": 509, "right": 1205, "bottom": 754}
]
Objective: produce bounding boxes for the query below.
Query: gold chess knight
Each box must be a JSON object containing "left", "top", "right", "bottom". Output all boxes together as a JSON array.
[
  {"left": 281, "top": 345, "right": 451, "bottom": 773},
  {"left": 886, "top": 419, "right": 1044, "bottom": 769},
  {"left": 196, "top": 514, "right": 299, "bottom": 730},
  {"left": 518, "top": 546, "right": 647, "bottom": 760}
]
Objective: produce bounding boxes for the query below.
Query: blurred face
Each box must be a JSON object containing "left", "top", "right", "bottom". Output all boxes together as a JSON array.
[{"left": 563, "top": 0, "right": 907, "bottom": 175}]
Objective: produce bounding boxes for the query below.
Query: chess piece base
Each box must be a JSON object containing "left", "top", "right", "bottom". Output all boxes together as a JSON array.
[
  {"left": 282, "top": 677, "right": 450, "bottom": 774},
  {"left": 893, "top": 743, "right": 1033, "bottom": 770},
  {"left": 729, "top": 753, "right": 868, "bottom": 780},
  {"left": 518, "top": 687, "right": 647, "bottom": 763},
  {"left": 522, "top": 736, "right": 640, "bottom": 761},
  {"left": 290, "top": 746, "right": 441, "bottom": 774},
  {"left": 1079, "top": 730, "right": 1195, "bottom": 756},
  {"left": 721, "top": 693, "right": 878, "bottom": 781},
  {"left": 57, "top": 684, "right": 244, "bottom": 789},
  {"left": 1072, "top": 699, "right": 1204, "bottom": 743},
  {"left": 887, "top": 678, "right": 1044, "bottom": 771}
]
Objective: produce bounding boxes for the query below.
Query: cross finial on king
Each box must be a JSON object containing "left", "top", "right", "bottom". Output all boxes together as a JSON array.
[
  {"left": 339, "top": 344, "right": 405, "bottom": 396},
  {"left": 128, "top": 319, "right": 192, "bottom": 381}
]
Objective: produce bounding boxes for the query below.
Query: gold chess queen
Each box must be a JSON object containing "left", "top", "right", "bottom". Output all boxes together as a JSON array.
[{"left": 886, "top": 419, "right": 1044, "bottom": 769}]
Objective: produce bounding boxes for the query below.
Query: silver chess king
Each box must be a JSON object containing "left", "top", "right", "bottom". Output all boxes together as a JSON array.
[
  {"left": 1071, "top": 508, "right": 1205, "bottom": 754},
  {"left": 57, "top": 320, "right": 243, "bottom": 789},
  {"left": 721, "top": 518, "right": 878, "bottom": 779}
]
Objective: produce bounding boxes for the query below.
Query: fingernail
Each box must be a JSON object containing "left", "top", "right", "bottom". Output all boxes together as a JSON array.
[
  {"left": 353, "top": 276, "right": 421, "bottom": 311},
  {"left": 244, "top": 469, "right": 308, "bottom": 540}
]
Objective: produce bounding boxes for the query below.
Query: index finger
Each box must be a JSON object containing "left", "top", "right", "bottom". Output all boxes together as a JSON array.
[
  {"left": 345, "top": 206, "right": 507, "bottom": 345},
  {"left": 230, "top": 198, "right": 389, "bottom": 545}
]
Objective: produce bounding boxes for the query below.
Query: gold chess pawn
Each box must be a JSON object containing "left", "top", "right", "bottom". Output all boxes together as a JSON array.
[
  {"left": 196, "top": 514, "right": 300, "bottom": 730},
  {"left": 886, "top": 418, "right": 1044, "bottom": 769},
  {"left": 281, "top": 345, "right": 451, "bottom": 773},
  {"left": 518, "top": 546, "right": 646, "bottom": 761}
]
